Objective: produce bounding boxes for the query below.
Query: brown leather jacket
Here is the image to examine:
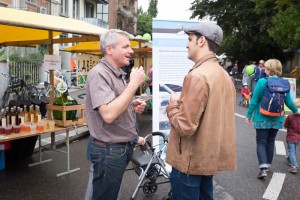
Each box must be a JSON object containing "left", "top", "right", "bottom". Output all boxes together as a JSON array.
[{"left": 166, "top": 59, "right": 237, "bottom": 176}]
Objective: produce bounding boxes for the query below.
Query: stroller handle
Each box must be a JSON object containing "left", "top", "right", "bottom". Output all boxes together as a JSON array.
[{"left": 152, "top": 131, "right": 168, "bottom": 143}]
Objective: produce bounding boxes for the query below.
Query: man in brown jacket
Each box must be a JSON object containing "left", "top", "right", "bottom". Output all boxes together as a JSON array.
[{"left": 166, "top": 22, "right": 237, "bottom": 200}]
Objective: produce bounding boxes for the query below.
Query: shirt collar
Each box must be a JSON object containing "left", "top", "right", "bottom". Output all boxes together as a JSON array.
[{"left": 100, "top": 58, "right": 127, "bottom": 78}]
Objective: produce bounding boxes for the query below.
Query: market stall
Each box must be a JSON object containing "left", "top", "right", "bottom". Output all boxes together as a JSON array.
[{"left": 0, "top": 7, "right": 107, "bottom": 173}]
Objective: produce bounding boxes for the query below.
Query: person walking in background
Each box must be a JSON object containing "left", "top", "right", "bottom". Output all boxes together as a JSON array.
[
  {"left": 252, "top": 59, "right": 267, "bottom": 91},
  {"left": 85, "top": 29, "right": 146, "bottom": 200},
  {"left": 246, "top": 59, "right": 298, "bottom": 179},
  {"left": 166, "top": 22, "right": 237, "bottom": 200},
  {"left": 242, "top": 65, "right": 249, "bottom": 85},
  {"left": 284, "top": 98, "right": 300, "bottom": 174}
]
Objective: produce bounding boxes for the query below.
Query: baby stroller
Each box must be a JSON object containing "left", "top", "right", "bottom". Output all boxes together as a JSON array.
[{"left": 130, "top": 131, "right": 172, "bottom": 200}]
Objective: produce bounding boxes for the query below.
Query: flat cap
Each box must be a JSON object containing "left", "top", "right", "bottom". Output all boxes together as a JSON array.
[{"left": 184, "top": 22, "right": 223, "bottom": 46}]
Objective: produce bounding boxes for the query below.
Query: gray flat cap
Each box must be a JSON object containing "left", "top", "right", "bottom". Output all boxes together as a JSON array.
[{"left": 184, "top": 22, "right": 223, "bottom": 46}]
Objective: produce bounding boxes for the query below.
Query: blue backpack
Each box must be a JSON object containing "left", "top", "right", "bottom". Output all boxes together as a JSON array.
[{"left": 260, "top": 78, "right": 290, "bottom": 117}]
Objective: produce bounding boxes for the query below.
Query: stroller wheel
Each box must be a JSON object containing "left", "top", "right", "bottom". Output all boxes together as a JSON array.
[{"left": 143, "top": 180, "right": 157, "bottom": 194}]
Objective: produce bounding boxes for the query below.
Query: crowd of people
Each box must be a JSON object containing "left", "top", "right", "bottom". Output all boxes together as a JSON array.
[{"left": 83, "top": 22, "right": 300, "bottom": 199}]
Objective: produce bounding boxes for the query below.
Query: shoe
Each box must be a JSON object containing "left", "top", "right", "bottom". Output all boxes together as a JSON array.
[
  {"left": 257, "top": 170, "right": 267, "bottom": 179},
  {"left": 265, "top": 168, "right": 270, "bottom": 172},
  {"left": 288, "top": 167, "right": 297, "bottom": 174}
]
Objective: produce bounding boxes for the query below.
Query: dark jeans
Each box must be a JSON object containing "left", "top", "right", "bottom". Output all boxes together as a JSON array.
[
  {"left": 89, "top": 141, "right": 133, "bottom": 200},
  {"left": 256, "top": 128, "right": 278, "bottom": 169},
  {"left": 170, "top": 167, "right": 213, "bottom": 200}
]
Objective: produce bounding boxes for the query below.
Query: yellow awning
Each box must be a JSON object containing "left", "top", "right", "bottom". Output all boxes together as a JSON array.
[
  {"left": 60, "top": 40, "right": 152, "bottom": 56},
  {"left": 0, "top": 7, "right": 108, "bottom": 46}
]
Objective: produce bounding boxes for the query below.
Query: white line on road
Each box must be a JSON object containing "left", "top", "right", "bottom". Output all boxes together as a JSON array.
[
  {"left": 262, "top": 172, "right": 286, "bottom": 200},
  {"left": 235, "top": 112, "right": 287, "bottom": 156},
  {"left": 275, "top": 141, "right": 286, "bottom": 156}
]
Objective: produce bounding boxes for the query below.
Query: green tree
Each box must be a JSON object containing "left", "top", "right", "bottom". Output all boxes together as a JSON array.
[
  {"left": 189, "top": 0, "right": 287, "bottom": 66},
  {"left": 137, "top": 8, "right": 152, "bottom": 36},
  {"left": 253, "top": 0, "right": 300, "bottom": 48},
  {"left": 137, "top": 0, "right": 157, "bottom": 37},
  {"left": 148, "top": 0, "right": 158, "bottom": 18}
]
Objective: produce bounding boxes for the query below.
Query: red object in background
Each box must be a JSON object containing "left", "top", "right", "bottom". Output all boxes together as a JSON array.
[
  {"left": 70, "top": 57, "right": 76, "bottom": 71},
  {"left": 0, "top": 141, "right": 11, "bottom": 150}
]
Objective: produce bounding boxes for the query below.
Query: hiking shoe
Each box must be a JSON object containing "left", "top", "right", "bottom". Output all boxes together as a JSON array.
[
  {"left": 257, "top": 170, "right": 267, "bottom": 179},
  {"left": 265, "top": 168, "right": 270, "bottom": 172},
  {"left": 288, "top": 167, "right": 297, "bottom": 174}
]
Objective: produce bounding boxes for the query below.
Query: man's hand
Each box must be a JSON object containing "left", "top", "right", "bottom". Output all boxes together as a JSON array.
[
  {"left": 133, "top": 99, "right": 146, "bottom": 113},
  {"left": 246, "top": 118, "right": 251, "bottom": 124},
  {"left": 137, "top": 136, "right": 146, "bottom": 146},
  {"left": 130, "top": 67, "right": 145, "bottom": 88}
]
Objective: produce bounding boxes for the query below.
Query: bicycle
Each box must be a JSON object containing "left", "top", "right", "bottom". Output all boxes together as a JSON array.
[
  {"left": 20, "top": 74, "right": 39, "bottom": 102},
  {"left": 0, "top": 73, "right": 23, "bottom": 108}
]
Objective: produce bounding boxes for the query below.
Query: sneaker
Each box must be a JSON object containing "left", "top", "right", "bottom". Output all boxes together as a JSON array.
[
  {"left": 288, "top": 167, "right": 297, "bottom": 174},
  {"left": 265, "top": 168, "right": 270, "bottom": 172},
  {"left": 257, "top": 170, "right": 267, "bottom": 179}
]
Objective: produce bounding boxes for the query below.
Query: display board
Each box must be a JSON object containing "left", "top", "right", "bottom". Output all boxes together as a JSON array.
[{"left": 152, "top": 19, "right": 198, "bottom": 155}]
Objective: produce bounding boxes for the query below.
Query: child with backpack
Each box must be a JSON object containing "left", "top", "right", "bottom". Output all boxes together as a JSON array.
[
  {"left": 284, "top": 98, "right": 300, "bottom": 174},
  {"left": 245, "top": 59, "right": 299, "bottom": 179}
]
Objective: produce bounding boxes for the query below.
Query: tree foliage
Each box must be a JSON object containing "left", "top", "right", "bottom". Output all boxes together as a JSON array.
[
  {"left": 253, "top": 0, "right": 300, "bottom": 48},
  {"left": 137, "top": 0, "right": 157, "bottom": 36},
  {"left": 189, "top": 0, "right": 289, "bottom": 65}
]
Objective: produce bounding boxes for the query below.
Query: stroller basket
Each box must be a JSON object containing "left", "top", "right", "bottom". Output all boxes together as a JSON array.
[{"left": 130, "top": 131, "right": 171, "bottom": 200}]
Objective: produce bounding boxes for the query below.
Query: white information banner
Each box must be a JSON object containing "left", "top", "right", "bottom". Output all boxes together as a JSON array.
[
  {"left": 44, "top": 55, "right": 61, "bottom": 70},
  {"left": 152, "top": 19, "right": 198, "bottom": 151}
]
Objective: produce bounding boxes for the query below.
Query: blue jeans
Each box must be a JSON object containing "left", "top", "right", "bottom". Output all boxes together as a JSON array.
[
  {"left": 287, "top": 142, "right": 299, "bottom": 168},
  {"left": 256, "top": 129, "right": 278, "bottom": 169},
  {"left": 89, "top": 141, "right": 133, "bottom": 200},
  {"left": 170, "top": 168, "right": 213, "bottom": 200}
]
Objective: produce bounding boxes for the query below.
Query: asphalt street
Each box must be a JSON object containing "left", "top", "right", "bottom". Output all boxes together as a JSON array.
[{"left": 0, "top": 87, "right": 300, "bottom": 200}]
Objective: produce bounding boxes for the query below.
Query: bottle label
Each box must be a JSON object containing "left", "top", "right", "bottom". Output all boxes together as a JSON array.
[
  {"left": 37, "top": 114, "right": 41, "bottom": 122},
  {"left": 11, "top": 116, "right": 16, "bottom": 126},
  {"left": 30, "top": 114, "right": 34, "bottom": 123},
  {"left": 1, "top": 118, "right": 6, "bottom": 127},
  {"left": 25, "top": 113, "right": 28, "bottom": 123}
]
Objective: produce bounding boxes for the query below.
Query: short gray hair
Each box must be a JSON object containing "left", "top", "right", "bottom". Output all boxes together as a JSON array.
[{"left": 100, "top": 29, "right": 130, "bottom": 56}]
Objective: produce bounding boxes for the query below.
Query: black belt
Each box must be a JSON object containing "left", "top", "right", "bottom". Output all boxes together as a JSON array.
[{"left": 93, "top": 138, "right": 129, "bottom": 147}]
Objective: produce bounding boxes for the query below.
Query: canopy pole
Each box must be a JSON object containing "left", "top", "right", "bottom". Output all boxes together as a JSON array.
[
  {"left": 48, "top": 31, "right": 55, "bottom": 145},
  {"left": 139, "top": 40, "right": 143, "bottom": 95}
]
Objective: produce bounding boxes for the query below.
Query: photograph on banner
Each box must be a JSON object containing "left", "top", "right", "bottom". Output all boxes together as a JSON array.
[
  {"left": 75, "top": 55, "right": 99, "bottom": 87},
  {"left": 152, "top": 19, "right": 199, "bottom": 152},
  {"left": 284, "top": 77, "right": 297, "bottom": 114}
]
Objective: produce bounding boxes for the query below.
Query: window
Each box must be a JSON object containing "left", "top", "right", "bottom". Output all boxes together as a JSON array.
[
  {"left": 97, "top": 3, "right": 108, "bottom": 23},
  {"left": 60, "top": 0, "right": 67, "bottom": 15},
  {"left": 26, "top": 0, "right": 37, "bottom": 4},
  {"left": 85, "top": 2, "right": 94, "bottom": 18},
  {"left": 73, "top": 0, "right": 79, "bottom": 19},
  {"left": 60, "top": 34, "right": 68, "bottom": 47}
]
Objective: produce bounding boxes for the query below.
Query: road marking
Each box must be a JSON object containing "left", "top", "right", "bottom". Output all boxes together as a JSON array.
[
  {"left": 275, "top": 141, "right": 286, "bottom": 156},
  {"left": 262, "top": 172, "right": 286, "bottom": 200},
  {"left": 235, "top": 113, "right": 287, "bottom": 156},
  {"left": 235, "top": 113, "right": 246, "bottom": 118}
]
